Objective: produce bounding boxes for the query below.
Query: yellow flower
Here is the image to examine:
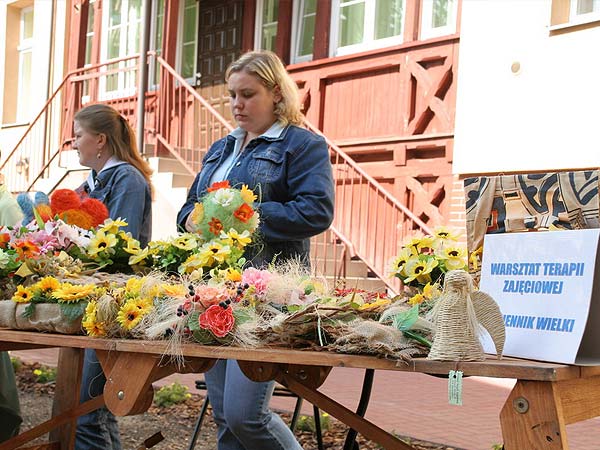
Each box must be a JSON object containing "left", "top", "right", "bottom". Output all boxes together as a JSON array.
[
  {"left": 88, "top": 230, "right": 118, "bottom": 257},
  {"left": 432, "top": 226, "right": 461, "bottom": 247},
  {"left": 469, "top": 246, "right": 484, "bottom": 270},
  {"left": 100, "top": 218, "right": 128, "bottom": 235},
  {"left": 83, "top": 315, "right": 106, "bottom": 337},
  {"left": 125, "top": 277, "right": 144, "bottom": 296},
  {"left": 172, "top": 234, "right": 198, "bottom": 251},
  {"left": 117, "top": 301, "right": 145, "bottom": 330},
  {"left": 358, "top": 297, "right": 391, "bottom": 311},
  {"left": 132, "top": 296, "right": 153, "bottom": 314},
  {"left": 198, "top": 242, "right": 231, "bottom": 266},
  {"left": 123, "top": 238, "right": 142, "bottom": 255},
  {"left": 403, "top": 237, "right": 424, "bottom": 256},
  {"left": 422, "top": 282, "right": 441, "bottom": 300},
  {"left": 12, "top": 285, "right": 34, "bottom": 303},
  {"left": 220, "top": 229, "right": 252, "bottom": 248},
  {"left": 390, "top": 248, "right": 413, "bottom": 277},
  {"left": 85, "top": 300, "right": 98, "bottom": 316},
  {"left": 129, "top": 247, "right": 151, "bottom": 265},
  {"left": 240, "top": 184, "right": 258, "bottom": 203},
  {"left": 438, "top": 246, "right": 468, "bottom": 270},
  {"left": 408, "top": 292, "right": 426, "bottom": 305},
  {"left": 225, "top": 268, "right": 242, "bottom": 282},
  {"left": 190, "top": 203, "right": 204, "bottom": 227},
  {"left": 52, "top": 283, "right": 96, "bottom": 303},
  {"left": 178, "top": 253, "right": 207, "bottom": 274},
  {"left": 145, "top": 284, "right": 162, "bottom": 299},
  {"left": 33, "top": 369, "right": 42, "bottom": 376},
  {"left": 35, "top": 276, "right": 60, "bottom": 292},
  {"left": 161, "top": 284, "right": 187, "bottom": 298},
  {"left": 403, "top": 257, "right": 438, "bottom": 284}
]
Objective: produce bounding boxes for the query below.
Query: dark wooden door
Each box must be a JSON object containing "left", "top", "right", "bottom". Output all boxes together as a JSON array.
[{"left": 197, "top": 0, "right": 244, "bottom": 121}]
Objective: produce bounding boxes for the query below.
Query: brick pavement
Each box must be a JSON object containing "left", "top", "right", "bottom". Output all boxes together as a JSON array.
[{"left": 10, "top": 348, "right": 600, "bottom": 449}]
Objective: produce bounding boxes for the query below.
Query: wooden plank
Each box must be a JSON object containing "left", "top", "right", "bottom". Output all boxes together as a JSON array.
[
  {"left": 14, "top": 443, "right": 60, "bottom": 450},
  {"left": 500, "top": 380, "right": 568, "bottom": 449},
  {"left": 0, "top": 330, "right": 583, "bottom": 381},
  {"left": 0, "top": 396, "right": 104, "bottom": 450},
  {"left": 556, "top": 376, "right": 600, "bottom": 424},
  {"left": 49, "top": 348, "right": 84, "bottom": 449},
  {"left": 280, "top": 374, "right": 415, "bottom": 450}
]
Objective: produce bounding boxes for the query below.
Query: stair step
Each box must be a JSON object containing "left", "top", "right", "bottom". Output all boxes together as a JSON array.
[{"left": 147, "top": 156, "right": 193, "bottom": 175}]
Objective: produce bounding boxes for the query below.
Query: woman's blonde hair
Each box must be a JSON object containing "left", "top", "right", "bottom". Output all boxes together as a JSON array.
[
  {"left": 226, "top": 50, "right": 304, "bottom": 126},
  {"left": 74, "top": 104, "right": 153, "bottom": 192}
]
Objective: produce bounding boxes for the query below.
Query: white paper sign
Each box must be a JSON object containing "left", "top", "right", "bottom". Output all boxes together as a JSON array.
[{"left": 480, "top": 229, "right": 600, "bottom": 364}]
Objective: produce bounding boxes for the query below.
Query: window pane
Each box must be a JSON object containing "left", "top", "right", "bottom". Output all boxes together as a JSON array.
[
  {"left": 432, "top": 0, "right": 449, "bottom": 28},
  {"left": 109, "top": 0, "right": 122, "bottom": 27},
  {"left": 85, "top": 35, "right": 93, "bottom": 65},
  {"left": 263, "top": 0, "right": 279, "bottom": 23},
  {"left": 23, "top": 9, "right": 34, "bottom": 40},
  {"left": 298, "top": 14, "right": 315, "bottom": 56},
  {"left": 108, "top": 28, "right": 121, "bottom": 59},
  {"left": 87, "top": 1, "right": 95, "bottom": 31},
  {"left": 128, "top": 0, "right": 141, "bottom": 23},
  {"left": 375, "top": 0, "right": 403, "bottom": 40},
  {"left": 183, "top": 6, "right": 197, "bottom": 43},
  {"left": 339, "top": 2, "right": 365, "bottom": 47},
  {"left": 181, "top": 43, "right": 195, "bottom": 79},
  {"left": 262, "top": 23, "right": 277, "bottom": 51},
  {"left": 154, "top": 0, "right": 164, "bottom": 52}
]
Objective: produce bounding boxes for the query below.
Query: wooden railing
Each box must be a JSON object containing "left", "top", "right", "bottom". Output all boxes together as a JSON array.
[{"left": 3, "top": 53, "right": 431, "bottom": 293}]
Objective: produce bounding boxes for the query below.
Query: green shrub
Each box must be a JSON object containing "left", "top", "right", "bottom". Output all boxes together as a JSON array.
[
  {"left": 295, "top": 412, "right": 330, "bottom": 432},
  {"left": 33, "top": 366, "right": 57, "bottom": 383},
  {"left": 10, "top": 356, "right": 21, "bottom": 373},
  {"left": 491, "top": 445, "right": 504, "bottom": 450},
  {"left": 154, "top": 382, "right": 192, "bottom": 408}
]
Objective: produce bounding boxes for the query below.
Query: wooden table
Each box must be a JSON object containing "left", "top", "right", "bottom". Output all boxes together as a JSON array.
[{"left": 1, "top": 330, "right": 600, "bottom": 450}]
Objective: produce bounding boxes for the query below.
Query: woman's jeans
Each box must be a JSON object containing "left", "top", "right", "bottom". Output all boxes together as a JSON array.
[
  {"left": 205, "top": 359, "right": 303, "bottom": 450},
  {"left": 75, "top": 349, "right": 121, "bottom": 450}
]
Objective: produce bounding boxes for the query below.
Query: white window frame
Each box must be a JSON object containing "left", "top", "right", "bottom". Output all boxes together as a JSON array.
[
  {"left": 99, "top": 0, "right": 142, "bottom": 99},
  {"left": 568, "top": 0, "right": 600, "bottom": 24},
  {"left": 17, "top": 6, "right": 34, "bottom": 122},
  {"left": 176, "top": 0, "right": 199, "bottom": 85},
  {"left": 254, "top": 0, "right": 279, "bottom": 52},
  {"left": 148, "top": 0, "right": 165, "bottom": 89},
  {"left": 420, "top": 0, "right": 458, "bottom": 40},
  {"left": 291, "top": 0, "right": 317, "bottom": 64},
  {"left": 330, "top": 0, "right": 405, "bottom": 58}
]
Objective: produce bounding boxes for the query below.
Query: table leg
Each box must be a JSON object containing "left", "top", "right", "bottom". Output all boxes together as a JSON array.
[
  {"left": 500, "top": 380, "right": 568, "bottom": 449},
  {"left": 49, "top": 347, "right": 84, "bottom": 450}
]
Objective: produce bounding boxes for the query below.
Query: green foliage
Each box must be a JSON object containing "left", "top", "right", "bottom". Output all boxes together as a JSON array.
[
  {"left": 295, "top": 412, "right": 330, "bottom": 432},
  {"left": 491, "top": 444, "right": 504, "bottom": 450},
  {"left": 59, "top": 301, "right": 88, "bottom": 322},
  {"left": 154, "top": 382, "right": 192, "bottom": 408},
  {"left": 33, "top": 366, "right": 57, "bottom": 383},
  {"left": 10, "top": 356, "right": 21, "bottom": 373}
]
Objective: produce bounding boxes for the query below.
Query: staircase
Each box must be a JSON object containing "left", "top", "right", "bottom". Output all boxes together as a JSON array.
[{"left": 0, "top": 53, "right": 431, "bottom": 294}]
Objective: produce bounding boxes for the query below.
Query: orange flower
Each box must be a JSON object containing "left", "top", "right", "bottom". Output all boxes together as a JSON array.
[
  {"left": 59, "top": 210, "right": 93, "bottom": 230},
  {"left": 80, "top": 198, "right": 109, "bottom": 227},
  {"left": 233, "top": 203, "right": 254, "bottom": 223},
  {"left": 0, "top": 233, "right": 9, "bottom": 249},
  {"left": 36, "top": 204, "right": 54, "bottom": 222},
  {"left": 50, "top": 189, "right": 81, "bottom": 214},
  {"left": 208, "top": 217, "right": 223, "bottom": 235},
  {"left": 13, "top": 240, "right": 41, "bottom": 261},
  {"left": 207, "top": 180, "right": 230, "bottom": 192}
]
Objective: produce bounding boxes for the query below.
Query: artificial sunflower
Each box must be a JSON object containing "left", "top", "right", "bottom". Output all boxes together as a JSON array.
[
  {"left": 100, "top": 218, "right": 128, "bottom": 235},
  {"left": 117, "top": 301, "right": 145, "bottom": 330},
  {"left": 87, "top": 230, "right": 118, "bottom": 257},
  {"left": 52, "top": 283, "right": 96, "bottom": 303},
  {"left": 221, "top": 229, "right": 252, "bottom": 249},
  {"left": 35, "top": 276, "right": 61, "bottom": 293},
  {"left": 12, "top": 286, "right": 34, "bottom": 303},
  {"left": 240, "top": 184, "right": 257, "bottom": 203},
  {"left": 82, "top": 315, "right": 106, "bottom": 337}
]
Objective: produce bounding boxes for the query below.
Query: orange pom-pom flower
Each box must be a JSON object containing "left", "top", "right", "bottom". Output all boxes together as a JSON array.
[
  {"left": 35, "top": 204, "right": 54, "bottom": 222},
  {"left": 80, "top": 198, "right": 109, "bottom": 228},
  {"left": 50, "top": 189, "right": 82, "bottom": 214},
  {"left": 59, "top": 210, "right": 93, "bottom": 230}
]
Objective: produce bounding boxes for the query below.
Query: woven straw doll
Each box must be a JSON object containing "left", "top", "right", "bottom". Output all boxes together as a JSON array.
[{"left": 427, "top": 269, "right": 505, "bottom": 361}]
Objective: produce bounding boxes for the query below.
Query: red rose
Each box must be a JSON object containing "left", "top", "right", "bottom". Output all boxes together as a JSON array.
[{"left": 199, "top": 304, "right": 234, "bottom": 338}]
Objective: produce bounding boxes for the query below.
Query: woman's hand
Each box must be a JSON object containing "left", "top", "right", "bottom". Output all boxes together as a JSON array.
[{"left": 185, "top": 213, "right": 195, "bottom": 232}]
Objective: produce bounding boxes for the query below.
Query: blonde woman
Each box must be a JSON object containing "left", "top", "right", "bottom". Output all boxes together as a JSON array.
[{"left": 177, "top": 51, "right": 334, "bottom": 450}]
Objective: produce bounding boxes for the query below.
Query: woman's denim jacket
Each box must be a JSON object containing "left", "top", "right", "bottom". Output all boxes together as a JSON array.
[
  {"left": 177, "top": 124, "right": 334, "bottom": 266},
  {"left": 79, "top": 163, "right": 152, "bottom": 246}
]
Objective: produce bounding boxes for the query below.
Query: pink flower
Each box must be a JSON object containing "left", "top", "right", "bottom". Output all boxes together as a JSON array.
[
  {"left": 191, "top": 285, "right": 229, "bottom": 309},
  {"left": 199, "top": 304, "right": 235, "bottom": 337},
  {"left": 241, "top": 268, "right": 273, "bottom": 295}
]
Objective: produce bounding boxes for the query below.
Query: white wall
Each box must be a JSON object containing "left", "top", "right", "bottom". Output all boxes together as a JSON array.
[{"left": 453, "top": 0, "right": 600, "bottom": 175}]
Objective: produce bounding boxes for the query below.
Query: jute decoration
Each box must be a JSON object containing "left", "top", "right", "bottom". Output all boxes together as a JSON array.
[
  {"left": 427, "top": 270, "right": 505, "bottom": 362},
  {"left": 12, "top": 303, "right": 83, "bottom": 334},
  {"left": 0, "top": 300, "right": 17, "bottom": 329}
]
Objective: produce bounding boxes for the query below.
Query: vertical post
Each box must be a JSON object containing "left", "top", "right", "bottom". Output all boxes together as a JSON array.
[{"left": 137, "top": 0, "right": 153, "bottom": 155}]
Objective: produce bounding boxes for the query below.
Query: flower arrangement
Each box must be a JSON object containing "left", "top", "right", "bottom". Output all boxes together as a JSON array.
[
  {"left": 79, "top": 218, "right": 141, "bottom": 272},
  {"left": 187, "top": 181, "right": 259, "bottom": 241},
  {"left": 390, "top": 226, "right": 467, "bottom": 292},
  {"left": 11, "top": 276, "right": 99, "bottom": 322}
]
